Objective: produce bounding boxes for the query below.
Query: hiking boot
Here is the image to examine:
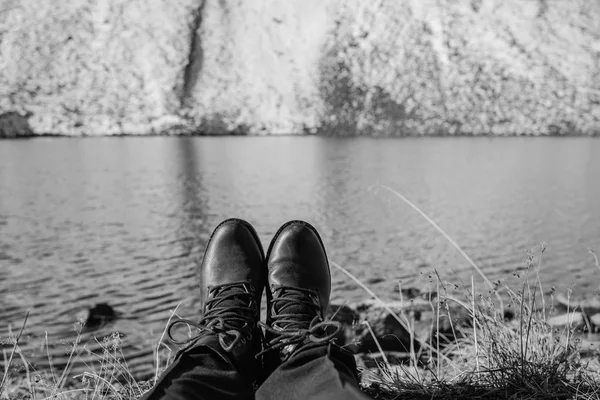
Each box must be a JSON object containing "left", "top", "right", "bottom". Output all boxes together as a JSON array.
[
  {"left": 167, "top": 218, "right": 265, "bottom": 381},
  {"left": 259, "top": 220, "right": 341, "bottom": 373}
]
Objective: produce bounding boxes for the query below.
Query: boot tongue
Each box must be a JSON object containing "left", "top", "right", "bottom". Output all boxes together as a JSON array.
[
  {"left": 274, "top": 301, "right": 307, "bottom": 318},
  {"left": 272, "top": 287, "right": 320, "bottom": 329},
  {"left": 208, "top": 285, "right": 255, "bottom": 351},
  {"left": 205, "top": 284, "right": 256, "bottom": 334},
  {"left": 211, "top": 284, "right": 250, "bottom": 310}
]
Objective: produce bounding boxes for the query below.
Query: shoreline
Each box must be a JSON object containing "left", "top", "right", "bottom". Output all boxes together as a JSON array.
[
  {"left": 2, "top": 132, "right": 600, "bottom": 139},
  {"left": 3, "top": 292, "right": 600, "bottom": 399}
]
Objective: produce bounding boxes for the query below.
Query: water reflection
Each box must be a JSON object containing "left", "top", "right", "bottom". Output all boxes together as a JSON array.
[{"left": 170, "top": 138, "right": 209, "bottom": 315}]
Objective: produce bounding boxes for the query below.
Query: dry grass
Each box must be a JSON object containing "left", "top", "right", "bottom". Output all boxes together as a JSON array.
[
  {"left": 0, "top": 309, "right": 178, "bottom": 400},
  {"left": 334, "top": 253, "right": 599, "bottom": 399},
  {"left": 359, "top": 283, "right": 600, "bottom": 399},
  {"left": 2, "top": 188, "right": 599, "bottom": 399},
  {"left": 4, "top": 261, "right": 600, "bottom": 400},
  {"left": 351, "top": 187, "right": 600, "bottom": 399}
]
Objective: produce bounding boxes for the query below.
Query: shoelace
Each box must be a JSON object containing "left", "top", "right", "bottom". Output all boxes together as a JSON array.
[
  {"left": 168, "top": 281, "right": 256, "bottom": 352},
  {"left": 257, "top": 286, "right": 341, "bottom": 357}
]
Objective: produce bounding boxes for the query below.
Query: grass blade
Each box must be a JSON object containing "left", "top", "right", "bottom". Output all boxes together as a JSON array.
[
  {"left": 0, "top": 311, "right": 29, "bottom": 394},
  {"left": 378, "top": 185, "right": 503, "bottom": 310}
]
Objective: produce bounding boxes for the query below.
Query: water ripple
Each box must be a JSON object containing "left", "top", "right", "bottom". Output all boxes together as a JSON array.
[{"left": 1, "top": 136, "right": 599, "bottom": 378}]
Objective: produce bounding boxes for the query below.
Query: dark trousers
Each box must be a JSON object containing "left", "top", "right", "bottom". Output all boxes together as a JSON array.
[{"left": 142, "top": 343, "right": 371, "bottom": 400}]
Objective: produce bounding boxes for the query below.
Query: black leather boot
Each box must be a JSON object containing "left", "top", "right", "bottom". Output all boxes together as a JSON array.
[
  {"left": 259, "top": 220, "right": 341, "bottom": 375},
  {"left": 167, "top": 218, "right": 265, "bottom": 386}
]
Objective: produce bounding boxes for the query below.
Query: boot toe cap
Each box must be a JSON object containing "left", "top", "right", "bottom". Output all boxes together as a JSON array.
[
  {"left": 201, "top": 219, "right": 264, "bottom": 290},
  {"left": 267, "top": 221, "right": 331, "bottom": 308}
]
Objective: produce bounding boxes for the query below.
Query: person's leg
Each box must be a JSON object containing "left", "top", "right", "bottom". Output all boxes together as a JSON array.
[
  {"left": 255, "top": 221, "right": 371, "bottom": 400},
  {"left": 257, "top": 343, "right": 369, "bottom": 400},
  {"left": 143, "top": 337, "right": 252, "bottom": 400},
  {"left": 141, "top": 219, "right": 266, "bottom": 400}
]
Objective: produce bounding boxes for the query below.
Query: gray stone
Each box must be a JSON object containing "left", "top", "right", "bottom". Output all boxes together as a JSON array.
[
  {"left": 555, "top": 293, "right": 600, "bottom": 314},
  {"left": 0, "top": 112, "right": 33, "bottom": 138},
  {"left": 590, "top": 314, "right": 600, "bottom": 329},
  {"left": 547, "top": 312, "right": 584, "bottom": 327}
]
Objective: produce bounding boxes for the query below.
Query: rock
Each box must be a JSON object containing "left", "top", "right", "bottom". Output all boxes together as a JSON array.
[
  {"left": 79, "top": 303, "right": 119, "bottom": 330},
  {"left": 352, "top": 299, "right": 434, "bottom": 315},
  {"left": 328, "top": 301, "right": 422, "bottom": 353},
  {"left": 579, "top": 335, "right": 600, "bottom": 356},
  {"left": 365, "top": 277, "right": 385, "bottom": 284},
  {"left": 427, "top": 310, "right": 472, "bottom": 348},
  {"left": 547, "top": 312, "right": 584, "bottom": 328},
  {"left": 357, "top": 312, "right": 418, "bottom": 353},
  {"left": 1, "top": 1, "right": 598, "bottom": 136},
  {"left": 398, "top": 287, "right": 421, "bottom": 299},
  {"left": 330, "top": 297, "right": 472, "bottom": 353},
  {"left": 555, "top": 293, "right": 600, "bottom": 314},
  {"left": 590, "top": 314, "right": 600, "bottom": 330},
  {"left": 503, "top": 309, "right": 515, "bottom": 321},
  {"left": 0, "top": 112, "right": 33, "bottom": 138},
  {"left": 326, "top": 304, "right": 360, "bottom": 347},
  {"left": 351, "top": 299, "right": 472, "bottom": 353},
  {"left": 327, "top": 303, "right": 359, "bottom": 325}
]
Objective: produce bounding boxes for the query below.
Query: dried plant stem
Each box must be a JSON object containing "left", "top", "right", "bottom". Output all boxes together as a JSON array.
[
  {"left": 45, "top": 332, "right": 57, "bottom": 387},
  {"left": 378, "top": 185, "right": 504, "bottom": 311},
  {"left": 535, "top": 244, "right": 546, "bottom": 319},
  {"left": 524, "top": 286, "right": 537, "bottom": 365},
  {"left": 15, "top": 345, "right": 33, "bottom": 399},
  {"left": 590, "top": 249, "right": 600, "bottom": 272},
  {"left": 471, "top": 277, "right": 479, "bottom": 374},
  {"left": 56, "top": 328, "right": 82, "bottom": 392},
  {"left": 398, "top": 282, "right": 419, "bottom": 370},
  {"left": 436, "top": 279, "right": 440, "bottom": 378},
  {"left": 364, "top": 321, "right": 389, "bottom": 366},
  {"left": 565, "top": 288, "right": 573, "bottom": 350},
  {"left": 433, "top": 269, "right": 462, "bottom": 356},
  {"left": 0, "top": 310, "right": 29, "bottom": 394}
]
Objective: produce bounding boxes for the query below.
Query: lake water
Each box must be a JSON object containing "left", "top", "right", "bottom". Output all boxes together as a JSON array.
[{"left": 1, "top": 136, "right": 599, "bottom": 377}]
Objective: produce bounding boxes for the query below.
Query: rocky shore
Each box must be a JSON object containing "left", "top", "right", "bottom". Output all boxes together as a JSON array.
[
  {"left": 327, "top": 290, "right": 600, "bottom": 381},
  {"left": 21, "top": 289, "right": 594, "bottom": 382},
  {"left": 1, "top": 0, "right": 599, "bottom": 137},
  {"left": 4, "top": 290, "right": 600, "bottom": 399}
]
